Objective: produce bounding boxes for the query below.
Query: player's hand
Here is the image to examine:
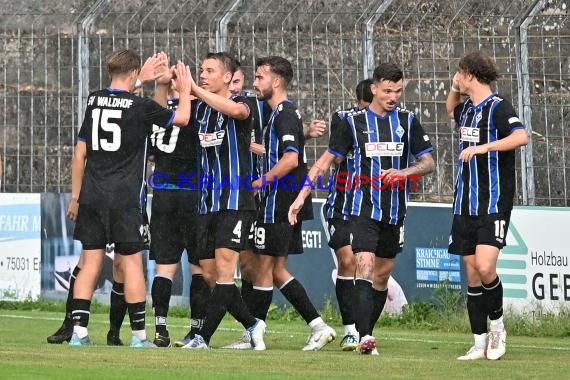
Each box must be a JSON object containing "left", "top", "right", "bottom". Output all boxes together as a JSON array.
[
  {"left": 380, "top": 168, "right": 406, "bottom": 186},
  {"left": 172, "top": 61, "right": 192, "bottom": 94},
  {"left": 451, "top": 72, "right": 461, "bottom": 91},
  {"left": 155, "top": 54, "right": 172, "bottom": 85},
  {"left": 306, "top": 119, "right": 327, "bottom": 138},
  {"left": 250, "top": 142, "right": 265, "bottom": 156},
  {"left": 251, "top": 178, "right": 262, "bottom": 196},
  {"left": 288, "top": 197, "right": 304, "bottom": 225},
  {"left": 458, "top": 145, "right": 489, "bottom": 162},
  {"left": 67, "top": 198, "right": 79, "bottom": 221},
  {"left": 139, "top": 53, "right": 164, "bottom": 84}
]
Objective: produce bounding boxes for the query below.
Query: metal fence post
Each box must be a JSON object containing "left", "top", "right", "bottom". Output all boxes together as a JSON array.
[
  {"left": 515, "top": 0, "right": 545, "bottom": 206},
  {"left": 362, "top": 0, "right": 394, "bottom": 78},
  {"left": 217, "top": 0, "right": 241, "bottom": 52},
  {"left": 77, "top": 0, "right": 107, "bottom": 131}
]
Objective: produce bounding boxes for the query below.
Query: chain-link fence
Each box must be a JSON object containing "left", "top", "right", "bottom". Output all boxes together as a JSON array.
[{"left": 1, "top": 0, "right": 568, "bottom": 205}]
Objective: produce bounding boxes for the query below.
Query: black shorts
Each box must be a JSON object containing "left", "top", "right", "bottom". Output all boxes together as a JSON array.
[
  {"left": 350, "top": 216, "right": 404, "bottom": 259},
  {"left": 254, "top": 221, "right": 304, "bottom": 257},
  {"left": 243, "top": 219, "right": 257, "bottom": 252},
  {"left": 149, "top": 190, "right": 199, "bottom": 265},
  {"left": 202, "top": 210, "right": 256, "bottom": 255},
  {"left": 288, "top": 222, "right": 303, "bottom": 255},
  {"left": 327, "top": 218, "right": 351, "bottom": 251},
  {"left": 74, "top": 204, "right": 145, "bottom": 255},
  {"left": 448, "top": 212, "right": 511, "bottom": 256}
]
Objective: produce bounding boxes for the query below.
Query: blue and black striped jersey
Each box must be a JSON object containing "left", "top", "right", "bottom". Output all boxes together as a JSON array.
[
  {"left": 328, "top": 106, "right": 433, "bottom": 225},
  {"left": 452, "top": 93, "right": 525, "bottom": 216},
  {"left": 259, "top": 100, "right": 313, "bottom": 224},
  {"left": 324, "top": 107, "right": 358, "bottom": 221},
  {"left": 242, "top": 91, "right": 270, "bottom": 178},
  {"left": 195, "top": 95, "right": 255, "bottom": 213}
]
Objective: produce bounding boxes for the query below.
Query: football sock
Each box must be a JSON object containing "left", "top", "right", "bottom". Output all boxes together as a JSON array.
[
  {"left": 279, "top": 277, "right": 320, "bottom": 324},
  {"left": 151, "top": 276, "right": 172, "bottom": 336},
  {"left": 335, "top": 276, "right": 355, "bottom": 326},
  {"left": 109, "top": 281, "right": 127, "bottom": 334},
  {"left": 353, "top": 279, "right": 374, "bottom": 338},
  {"left": 190, "top": 274, "right": 211, "bottom": 337},
  {"left": 482, "top": 276, "right": 503, "bottom": 322},
  {"left": 64, "top": 266, "right": 81, "bottom": 324},
  {"left": 369, "top": 287, "right": 388, "bottom": 333},
  {"left": 467, "top": 286, "right": 487, "bottom": 334}
]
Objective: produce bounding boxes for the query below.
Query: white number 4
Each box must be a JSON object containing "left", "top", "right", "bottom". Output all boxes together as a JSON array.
[{"left": 233, "top": 220, "right": 242, "bottom": 238}]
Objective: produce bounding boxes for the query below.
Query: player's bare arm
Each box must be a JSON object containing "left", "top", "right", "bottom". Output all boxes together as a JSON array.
[
  {"left": 446, "top": 72, "right": 462, "bottom": 119},
  {"left": 251, "top": 151, "right": 298, "bottom": 192},
  {"left": 458, "top": 129, "right": 528, "bottom": 162},
  {"left": 382, "top": 152, "right": 435, "bottom": 184},
  {"left": 170, "top": 61, "right": 192, "bottom": 127},
  {"left": 68, "top": 140, "right": 87, "bottom": 221},
  {"left": 153, "top": 58, "right": 173, "bottom": 107},
  {"left": 192, "top": 83, "right": 250, "bottom": 121},
  {"left": 288, "top": 150, "right": 337, "bottom": 225}
]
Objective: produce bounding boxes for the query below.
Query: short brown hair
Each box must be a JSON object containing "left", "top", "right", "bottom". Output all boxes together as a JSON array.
[
  {"left": 256, "top": 56, "right": 293, "bottom": 87},
  {"left": 106, "top": 49, "right": 140, "bottom": 77},
  {"left": 204, "top": 52, "right": 239, "bottom": 74},
  {"left": 458, "top": 50, "right": 499, "bottom": 85}
]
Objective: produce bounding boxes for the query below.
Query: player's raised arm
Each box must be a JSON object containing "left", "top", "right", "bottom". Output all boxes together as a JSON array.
[
  {"left": 170, "top": 61, "right": 192, "bottom": 127},
  {"left": 192, "top": 83, "right": 250, "bottom": 121},
  {"left": 446, "top": 71, "right": 463, "bottom": 120}
]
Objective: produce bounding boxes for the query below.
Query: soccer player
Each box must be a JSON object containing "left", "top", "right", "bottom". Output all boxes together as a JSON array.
[
  {"left": 324, "top": 78, "right": 373, "bottom": 351},
  {"left": 181, "top": 52, "right": 266, "bottom": 350},
  {"left": 249, "top": 56, "right": 336, "bottom": 351},
  {"left": 223, "top": 62, "right": 328, "bottom": 350},
  {"left": 289, "top": 62, "right": 435, "bottom": 355},
  {"left": 68, "top": 50, "right": 192, "bottom": 347},
  {"left": 446, "top": 50, "right": 528, "bottom": 361},
  {"left": 148, "top": 76, "right": 217, "bottom": 348},
  {"left": 46, "top": 54, "right": 168, "bottom": 346}
]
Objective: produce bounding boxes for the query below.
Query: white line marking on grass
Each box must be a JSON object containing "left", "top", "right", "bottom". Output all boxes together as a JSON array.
[{"left": 3, "top": 313, "right": 570, "bottom": 352}]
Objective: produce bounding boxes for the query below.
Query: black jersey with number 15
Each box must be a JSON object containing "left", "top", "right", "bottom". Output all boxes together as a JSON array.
[{"left": 78, "top": 88, "right": 174, "bottom": 209}]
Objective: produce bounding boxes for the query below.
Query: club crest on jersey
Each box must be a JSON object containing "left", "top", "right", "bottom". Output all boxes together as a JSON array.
[
  {"left": 217, "top": 113, "right": 225, "bottom": 128},
  {"left": 199, "top": 130, "right": 226, "bottom": 147},
  {"left": 395, "top": 125, "right": 405, "bottom": 138},
  {"left": 459, "top": 127, "right": 480, "bottom": 143},
  {"left": 364, "top": 142, "right": 404, "bottom": 157}
]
